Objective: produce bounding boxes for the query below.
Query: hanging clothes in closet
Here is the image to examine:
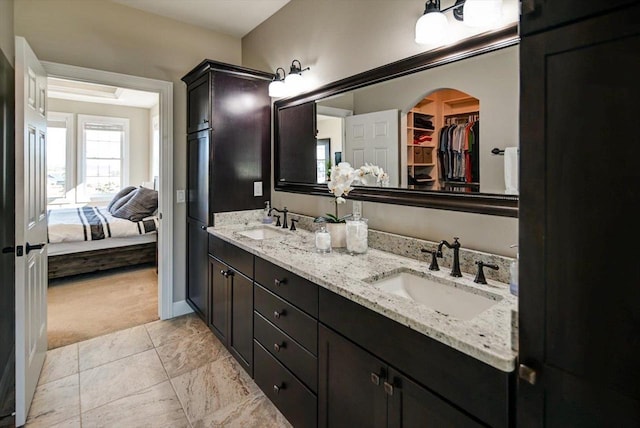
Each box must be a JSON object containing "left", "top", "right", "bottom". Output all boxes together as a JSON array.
[{"left": 438, "top": 115, "right": 480, "bottom": 184}]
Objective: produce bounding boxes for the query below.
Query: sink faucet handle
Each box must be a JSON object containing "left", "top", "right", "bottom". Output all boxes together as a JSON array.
[
  {"left": 421, "top": 248, "right": 440, "bottom": 271},
  {"left": 273, "top": 215, "right": 281, "bottom": 227},
  {"left": 474, "top": 261, "right": 499, "bottom": 284},
  {"left": 290, "top": 218, "right": 298, "bottom": 231}
]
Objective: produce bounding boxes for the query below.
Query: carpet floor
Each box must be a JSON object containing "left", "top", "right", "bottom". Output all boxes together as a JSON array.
[{"left": 47, "top": 265, "right": 159, "bottom": 350}]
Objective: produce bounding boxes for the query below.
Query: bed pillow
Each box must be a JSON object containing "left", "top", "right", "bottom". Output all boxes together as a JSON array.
[
  {"left": 106, "top": 186, "right": 137, "bottom": 212},
  {"left": 111, "top": 186, "right": 158, "bottom": 222}
]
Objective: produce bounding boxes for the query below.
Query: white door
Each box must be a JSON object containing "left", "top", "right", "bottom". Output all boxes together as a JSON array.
[
  {"left": 14, "top": 36, "right": 48, "bottom": 426},
  {"left": 345, "top": 109, "right": 399, "bottom": 187}
]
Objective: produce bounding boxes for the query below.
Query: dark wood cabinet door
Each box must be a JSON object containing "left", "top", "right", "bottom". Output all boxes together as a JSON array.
[
  {"left": 186, "top": 219, "right": 209, "bottom": 321},
  {"left": 520, "top": 0, "right": 638, "bottom": 36},
  {"left": 519, "top": 5, "right": 640, "bottom": 426},
  {"left": 387, "top": 368, "right": 484, "bottom": 428},
  {"left": 318, "top": 324, "right": 387, "bottom": 428},
  {"left": 186, "top": 130, "right": 210, "bottom": 225},
  {"left": 228, "top": 270, "right": 253, "bottom": 376},
  {"left": 275, "top": 101, "right": 317, "bottom": 184},
  {"left": 187, "top": 74, "right": 210, "bottom": 134},
  {"left": 210, "top": 73, "right": 270, "bottom": 213},
  {"left": 209, "top": 257, "right": 229, "bottom": 343}
]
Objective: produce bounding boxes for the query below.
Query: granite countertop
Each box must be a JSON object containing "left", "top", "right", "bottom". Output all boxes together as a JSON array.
[{"left": 207, "top": 222, "right": 518, "bottom": 372}]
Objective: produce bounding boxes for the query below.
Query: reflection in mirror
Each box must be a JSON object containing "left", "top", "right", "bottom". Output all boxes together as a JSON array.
[
  {"left": 274, "top": 26, "right": 519, "bottom": 217},
  {"left": 277, "top": 44, "right": 518, "bottom": 196}
]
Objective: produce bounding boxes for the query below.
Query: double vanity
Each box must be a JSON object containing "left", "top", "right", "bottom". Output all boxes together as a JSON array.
[{"left": 201, "top": 210, "right": 517, "bottom": 428}]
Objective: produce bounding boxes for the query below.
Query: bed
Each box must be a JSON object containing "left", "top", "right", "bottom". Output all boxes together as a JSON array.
[{"left": 47, "top": 205, "right": 159, "bottom": 279}]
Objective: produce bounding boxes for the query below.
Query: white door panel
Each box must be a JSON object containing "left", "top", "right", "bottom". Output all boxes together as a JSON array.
[
  {"left": 345, "top": 109, "right": 399, "bottom": 187},
  {"left": 15, "top": 36, "right": 48, "bottom": 426}
]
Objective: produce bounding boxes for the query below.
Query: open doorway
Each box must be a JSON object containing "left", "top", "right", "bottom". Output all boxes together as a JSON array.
[{"left": 40, "top": 62, "right": 174, "bottom": 350}]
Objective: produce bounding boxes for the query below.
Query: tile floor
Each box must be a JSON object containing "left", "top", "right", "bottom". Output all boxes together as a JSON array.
[{"left": 26, "top": 313, "right": 292, "bottom": 428}]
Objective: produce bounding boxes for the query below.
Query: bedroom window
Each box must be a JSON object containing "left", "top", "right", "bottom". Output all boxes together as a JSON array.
[
  {"left": 46, "top": 112, "right": 74, "bottom": 204},
  {"left": 78, "top": 115, "right": 129, "bottom": 201}
]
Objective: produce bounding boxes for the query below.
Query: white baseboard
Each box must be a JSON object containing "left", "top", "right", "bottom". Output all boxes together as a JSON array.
[{"left": 172, "top": 300, "right": 194, "bottom": 318}]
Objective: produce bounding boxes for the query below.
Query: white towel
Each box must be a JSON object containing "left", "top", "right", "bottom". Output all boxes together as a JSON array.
[{"left": 504, "top": 147, "right": 519, "bottom": 195}]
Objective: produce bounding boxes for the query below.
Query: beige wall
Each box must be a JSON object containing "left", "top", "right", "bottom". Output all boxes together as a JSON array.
[
  {"left": 243, "top": 0, "right": 519, "bottom": 257},
  {"left": 0, "top": 0, "right": 13, "bottom": 64},
  {"left": 48, "top": 98, "right": 153, "bottom": 190},
  {"left": 15, "top": 0, "right": 244, "bottom": 302}
]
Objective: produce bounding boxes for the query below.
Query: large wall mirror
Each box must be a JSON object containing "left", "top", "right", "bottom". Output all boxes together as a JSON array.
[{"left": 274, "top": 25, "right": 519, "bottom": 217}]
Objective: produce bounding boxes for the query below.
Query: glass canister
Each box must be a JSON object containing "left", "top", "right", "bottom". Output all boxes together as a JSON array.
[
  {"left": 315, "top": 225, "right": 332, "bottom": 253},
  {"left": 346, "top": 216, "right": 368, "bottom": 255}
]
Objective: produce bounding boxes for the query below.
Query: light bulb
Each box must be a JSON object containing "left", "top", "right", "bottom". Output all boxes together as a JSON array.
[
  {"left": 463, "top": 0, "right": 503, "bottom": 28},
  {"left": 268, "top": 80, "right": 287, "bottom": 98},
  {"left": 284, "top": 72, "right": 304, "bottom": 95},
  {"left": 415, "top": 11, "right": 448, "bottom": 45}
]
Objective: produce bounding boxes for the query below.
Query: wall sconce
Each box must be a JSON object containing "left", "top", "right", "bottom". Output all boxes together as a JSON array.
[
  {"left": 269, "top": 60, "right": 310, "bottom": 98},
  {"left": 415, "top": 0, "right": 503, "bottom": 45}
]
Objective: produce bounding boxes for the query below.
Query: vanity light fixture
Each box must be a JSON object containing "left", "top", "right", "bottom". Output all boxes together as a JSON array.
[
  {"left": 268, "top": 60, "right": 311, "bottom": 98},
  {"left": 415, "top": 0, "right": 503, "bottom": 45},
  {"left": 268, "top": 67, "right": 287, "bottom": 98}
]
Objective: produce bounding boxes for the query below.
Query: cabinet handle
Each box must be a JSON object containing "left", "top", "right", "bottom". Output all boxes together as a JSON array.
[
  {"left": 519, "top": 364, "right": 538, "bottom": 385},
  {"left": 370, "top": 368, "right": 386, "bottom": 386},
  {"left": 220, "top": 269, "right": 233, "bottom": 277},
  {"left": 274, "top": 278, "right": 286, "bottom": 287},
  {"left": 383, "top": 381, "right": 394, "bottom": 396},
  {"left": 273, "top": 310, "right": 284, "bottom": 319},
  {"left": 273, "top": 342, "right": 285, "bottom": 352},
  {"left": 200, "top": 225, "right": 207, "bottom": 230},
  {"left": 521, "top": 0, "right": 536, "bottom": 14},
  {"left": 203, "top": 119, "right": 209, "bottom": 123},
  {"left": 273, "top": 383, "right": 285, "bottom": 394},
  {"left": 370, "top": 373, "right": 380, "bottom": 386}
]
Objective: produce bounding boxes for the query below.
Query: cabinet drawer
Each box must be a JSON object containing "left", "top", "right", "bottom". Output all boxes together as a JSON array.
[
  {"left": 208, "top": 234, "right": 253, "bottom": 278},
  {"left": 254, "top": 341, "right": 317, "bottom": 428},
  {"left": 255, "top": 284, "right": 317, "bottom": 355},
  {"left": 255, "top": 256, "right": 318, "bottom": 317},
  {"left": 254, "top": 311, "right": 318, "bottom": 393}
]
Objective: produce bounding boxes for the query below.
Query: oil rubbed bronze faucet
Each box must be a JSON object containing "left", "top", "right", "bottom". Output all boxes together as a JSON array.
[
  {"left": 437, "top": 237, "right": 462, "bottom": 277},
  {"left": 269, "top": 206, "right": 289, "bottom": 229}
]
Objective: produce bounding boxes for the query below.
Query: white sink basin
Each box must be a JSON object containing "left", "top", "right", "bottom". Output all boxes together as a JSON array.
[
  {"left": 237, "top": 226, "right": 288, "bottom": 240},
  {"left": 370, "top": 270, "right": 500, "bottom": 320}
]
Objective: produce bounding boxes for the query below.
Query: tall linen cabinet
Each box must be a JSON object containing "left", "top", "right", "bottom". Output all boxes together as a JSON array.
[
  {"left": 181, "top": 60, "right": 271, "bottom": 324},
  {"left": 518, "top": 2, "right": 640, "bottom": 426}
]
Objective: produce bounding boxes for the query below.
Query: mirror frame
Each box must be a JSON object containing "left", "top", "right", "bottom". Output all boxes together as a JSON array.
[{"left": 274, "top": 24, "right": 520, "bottom": 218}]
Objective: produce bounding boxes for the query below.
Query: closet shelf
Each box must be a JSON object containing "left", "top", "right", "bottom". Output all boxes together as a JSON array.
[
  {"left": 443, "top": 96, "right": 476, "bottom": 107},
  {"left": 408, "top": 144, "right": 435, "bottom": 148},
  {"left": 408, "top": 126, "right": 434, "bottom": 133},
  {"left": 409, "top": 163, "right": 436, "bottom": 167}
]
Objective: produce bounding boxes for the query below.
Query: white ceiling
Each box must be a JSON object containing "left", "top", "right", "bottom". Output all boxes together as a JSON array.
[
  {"left": 110, "top": 0, "right": 291, "bottom": 38},
  {"left": 48, "top": 77, "right": 159, "bottom": 108}
]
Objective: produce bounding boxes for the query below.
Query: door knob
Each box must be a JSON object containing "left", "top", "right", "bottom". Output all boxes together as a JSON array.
[
  {"left": 518, "top": 364, "right": 537, "bottom": 385},
  {"left": 26, "top": 242, "right": 46, "bottom": 254}
]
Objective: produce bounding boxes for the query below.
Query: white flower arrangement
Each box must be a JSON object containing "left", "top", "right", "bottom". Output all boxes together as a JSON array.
[
  {"left": 356, "top": 163, "right": 390, "bottom": 187},
  {"left": 316, "top": 162, "right": 357, "bottom": 223}
]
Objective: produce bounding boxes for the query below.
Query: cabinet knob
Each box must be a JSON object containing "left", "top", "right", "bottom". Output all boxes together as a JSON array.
[
  {"left": 370, "top": 372, "right": 380, "bottom": 386},
  {"left": 273, "top": 310, "right": 284, "bottom": 319},
  {"left": 200, "top": 225, "right": 207, "bottom": 230},
  {"left": 203, "top": 119, "right": 209, "bottom": 123},
  {"left": 220, "top": 269, "right": 226, "bottom": 276},
  {"left": 273, "top": 342, "right": 285, "bottom": 352},
  {"left": 519, "top": 364, "right": 538, "bottom": 385},
  {"left": 273, "top": 383, "right": 285, "bottom": 394},
  {"left": 383, "top": 381, "right": 394, "bottom": 396},
  {"left": 274, "top": 278, "right": 286, "bottom": 287}
]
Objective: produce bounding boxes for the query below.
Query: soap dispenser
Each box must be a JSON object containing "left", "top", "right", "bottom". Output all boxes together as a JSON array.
[
  {"left": 262, "top": 201, "right": 273, "bottom": 224},
  {"left": 509, "top": 244, "right": 518, "bottom": 296}
]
